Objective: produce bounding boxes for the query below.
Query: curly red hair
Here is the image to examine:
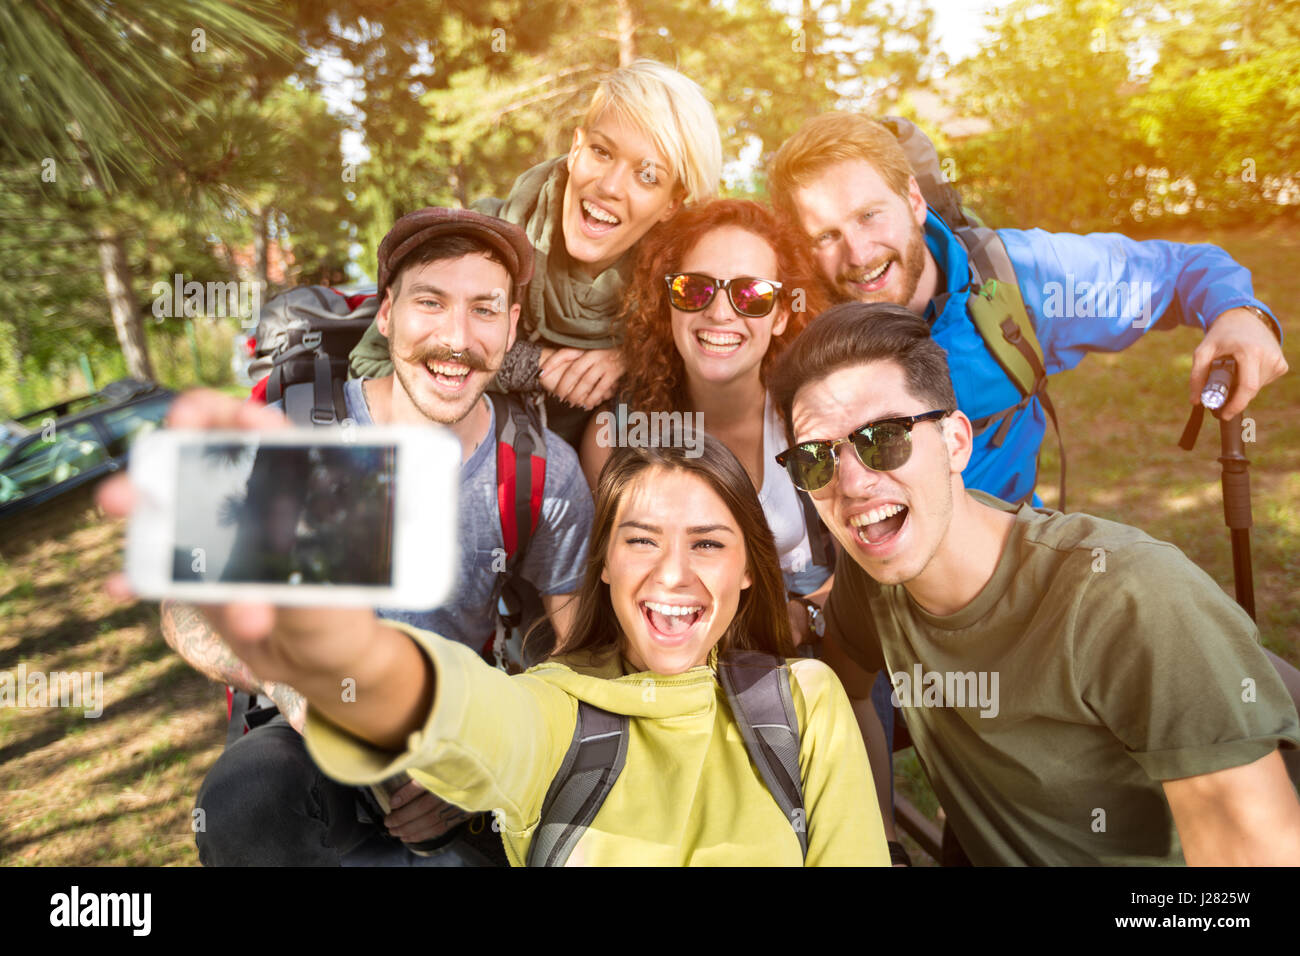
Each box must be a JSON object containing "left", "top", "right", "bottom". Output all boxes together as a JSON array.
[{"left": 618, "top": 198, "right": 833, "bottom": 415}]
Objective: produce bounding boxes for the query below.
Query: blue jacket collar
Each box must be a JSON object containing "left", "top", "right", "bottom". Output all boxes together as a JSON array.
[{"left": 923, "top": 209, "right": 973, "bottom": 327}]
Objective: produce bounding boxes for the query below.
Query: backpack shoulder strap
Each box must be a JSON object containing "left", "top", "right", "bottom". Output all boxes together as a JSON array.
[
  {"left": 953, "top": 223, "right": 1018, "bottom": 289},
  {"left": 279, "top": 353, "right": 347, "bottom": 427},
  {"left": 957, "top": 231, "right": 1068, "bottom": 510},
  {"left": 527, "top": 701, "right": 629, "bottom": 867},
  {"left": 796, "top": 484, "right": 836, "bottom": 571},
  {"left": 718, "top": 649, "right": 808, "bottom": 860}
]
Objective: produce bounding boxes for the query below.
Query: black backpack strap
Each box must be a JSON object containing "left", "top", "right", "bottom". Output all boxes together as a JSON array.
[
  {"left": 527, "top": 701, "right": 628, "bottom": 866},
  {"left": 796, "top": 485, "right": 836, "bottom": 571},
  {"left": 718, "top": 650, "right": 808, "bottom": 860}
]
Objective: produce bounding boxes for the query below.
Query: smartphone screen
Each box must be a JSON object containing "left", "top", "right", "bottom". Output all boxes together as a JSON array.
[{"left": 170, "top": 441, "right": 397, "bottom": 587}]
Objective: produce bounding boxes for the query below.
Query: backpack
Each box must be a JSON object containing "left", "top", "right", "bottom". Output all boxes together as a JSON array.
[
  {"left": 880, "top": 117, "right": 1067, "bottom": 510},
  {"left": 526, "top": 650, "right": 808, "bottom": 866}
]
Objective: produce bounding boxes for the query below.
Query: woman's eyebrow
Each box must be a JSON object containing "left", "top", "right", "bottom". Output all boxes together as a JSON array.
[
  {"left": 617, "top": 520, "right": 736, "bottom": 536},
  {"left": 619, "top": 520, "right": 661, "bottom": 533}
]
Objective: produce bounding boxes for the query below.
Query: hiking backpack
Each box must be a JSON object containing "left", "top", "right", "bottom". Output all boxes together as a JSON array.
[
  {"left": 880, "top": 116, "right": 1067, "bottom": 510},
  {"left": 526, "top": 650, "right": 808, "bottom": 866}
]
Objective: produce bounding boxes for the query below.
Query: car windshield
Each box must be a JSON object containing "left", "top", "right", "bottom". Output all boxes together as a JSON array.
[{"left": 0, "top": 421, "right": 108, "bottom": 504}]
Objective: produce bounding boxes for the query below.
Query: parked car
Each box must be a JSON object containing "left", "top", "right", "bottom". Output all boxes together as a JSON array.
[{"left": 0, "top": 378, "right": 175, "bottom": 523}]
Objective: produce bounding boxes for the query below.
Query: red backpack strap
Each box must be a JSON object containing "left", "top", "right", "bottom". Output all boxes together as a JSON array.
[
  {"left": 486, "top": 392, "right": 547, "bottom": 671},
  {"left": 489, "top": 392, "right": 547, "bottom": 563}
]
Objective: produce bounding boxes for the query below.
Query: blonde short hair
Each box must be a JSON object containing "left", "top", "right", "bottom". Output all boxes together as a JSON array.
[
  {"left": 581, "top": 59, "right": 721, "bottom": 204},
  {"left": 769, "top": 112, "right": 914, "bottom": 222}
]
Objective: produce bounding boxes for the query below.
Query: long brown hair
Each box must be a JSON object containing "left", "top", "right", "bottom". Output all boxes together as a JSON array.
[
  {"left": 550, "top": 439, "right": 794, "bottom": 663},
  {"left": 618, "top": 198, "right": 833, "bottom": 416}
]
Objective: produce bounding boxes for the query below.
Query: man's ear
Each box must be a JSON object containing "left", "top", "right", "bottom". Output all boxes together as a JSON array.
[
  {"left": 506, "top": 300, "right": 522, "bottom": 352},
  {"left": 375, "top": 288, "right": 394, "bottom": 339},
  {"left": 907, "top": 175, "right": 928, "bottom": 228},
  {"left": 943, "top": 410, "right": 974, "bottom": 475}
]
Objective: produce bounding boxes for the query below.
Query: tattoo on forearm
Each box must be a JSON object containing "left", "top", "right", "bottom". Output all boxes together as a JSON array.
[{"left": 160, "top": 600, "right": 262, "bottom": 694}]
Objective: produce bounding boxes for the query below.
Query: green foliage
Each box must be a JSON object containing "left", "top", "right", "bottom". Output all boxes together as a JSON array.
[
  {"left": 948, "top": 0, "right": 1300, "bottom": 231},
  {"left": 1132, "top": 0, "right": 1300, "bottom": 223},
  {"left": 0, "top": 0, "right": 295, "bottom": 189},
  {"left": 0, "top": 0, "right": 354, "bottom": 403}
]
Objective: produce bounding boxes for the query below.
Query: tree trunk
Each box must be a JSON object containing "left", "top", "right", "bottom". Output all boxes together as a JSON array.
[
  {"left": 615, "top": 0, "right": 640, "bottom": 67},
  {"left": 95, "top": 226, "right": 154, "bottom": 380},
  {"left": 76, "top": 139, "right": 153, "bottom": 381}
]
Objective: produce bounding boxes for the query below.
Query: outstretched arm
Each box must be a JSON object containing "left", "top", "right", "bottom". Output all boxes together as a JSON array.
[{"left": 1002, "top": 229, "right": 1286, "bottom": 417}]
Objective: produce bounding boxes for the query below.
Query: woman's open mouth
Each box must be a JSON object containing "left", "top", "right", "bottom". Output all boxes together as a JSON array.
[
  {"left": 580, "top": 199, "right": 621, "bottom": 237},
  {"left": 695, "top": 330, "right": 743, "bottom": 356},
  {"left": 640, "top": 599, "right": 705, "bottom": 643},
  {"left": 849, "top": 502, "right": 909, "bottom": 551}
]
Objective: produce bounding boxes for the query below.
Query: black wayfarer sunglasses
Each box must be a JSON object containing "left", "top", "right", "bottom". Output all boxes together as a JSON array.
[
  {"left": 664, "top": 272, "right": 783, "bottom": 319},
  {"left": 775, "top": 410, "right": 952, "bottom": 492}
]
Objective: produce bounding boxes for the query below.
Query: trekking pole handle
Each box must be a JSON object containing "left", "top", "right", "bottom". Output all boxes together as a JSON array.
[{"left": 1200, "top": 357, "right": 1236, "bottom": 411}]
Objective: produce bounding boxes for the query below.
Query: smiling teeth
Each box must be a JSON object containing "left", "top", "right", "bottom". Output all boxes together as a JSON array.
[
  {"left": 857, "top": 260, "right": 889, "bottom": 282},
  {"left": 850, "top": 503, "right": 906, "bottom": 527},
  {"left": 698, "top": 331, "right": 742, "bottom": 346},
  {"left": 583, "top": 200, "right": 620, "bottom": 224},
  {"left": 427, "top": 362, "right": 469, "bottom": 377},
  {"left": 644, "top": 601, "right": 702, "bottom": 616}
]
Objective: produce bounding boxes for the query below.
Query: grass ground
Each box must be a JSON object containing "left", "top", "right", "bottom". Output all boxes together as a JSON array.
[{"left": 1, "top": 223, "right": 1296, "bottom": 865}]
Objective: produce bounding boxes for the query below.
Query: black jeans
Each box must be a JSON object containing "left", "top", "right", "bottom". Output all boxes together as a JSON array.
[{"left": 195, "top": 713, "right": 497, "bottom": 866}]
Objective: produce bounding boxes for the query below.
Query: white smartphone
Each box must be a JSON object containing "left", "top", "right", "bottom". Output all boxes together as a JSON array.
[{"left": 125, "top": 426, "right": 459, "bottom": 609}]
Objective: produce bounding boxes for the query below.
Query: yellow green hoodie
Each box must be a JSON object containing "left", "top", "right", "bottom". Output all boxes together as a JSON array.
[{"left": 305, "top": 622, "right": 890, "bottom": 866}]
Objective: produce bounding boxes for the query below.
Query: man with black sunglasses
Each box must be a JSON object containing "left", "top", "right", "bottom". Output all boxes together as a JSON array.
[{"left": 770, "top": 303, "right": 1300, "bottom": 866}]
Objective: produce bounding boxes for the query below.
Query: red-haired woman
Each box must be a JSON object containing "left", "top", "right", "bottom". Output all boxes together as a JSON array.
[{"left": 579, "top": 199, "right": 835, "bottom": 645}]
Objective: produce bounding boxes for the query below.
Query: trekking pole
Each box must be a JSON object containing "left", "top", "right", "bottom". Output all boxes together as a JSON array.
[{"left": 1178, "top": 357, "right": 1255, "bottom": 620}]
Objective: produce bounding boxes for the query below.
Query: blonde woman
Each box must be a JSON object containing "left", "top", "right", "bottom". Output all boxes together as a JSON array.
[{"left": 351, "top": 59, "right": 723, "bottom": 444}]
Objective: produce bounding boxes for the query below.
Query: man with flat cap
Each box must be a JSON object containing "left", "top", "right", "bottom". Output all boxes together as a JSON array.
[{"left": 162, "top": 209, "right": 595, "bottom": 866}]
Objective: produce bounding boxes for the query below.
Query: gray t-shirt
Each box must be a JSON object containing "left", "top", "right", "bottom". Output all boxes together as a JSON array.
[{"left": 273, "top": 379, "right": 592, "bottom": 650}]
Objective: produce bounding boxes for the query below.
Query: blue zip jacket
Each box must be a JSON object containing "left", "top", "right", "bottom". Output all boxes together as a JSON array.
[{"left": 923, "top": 211, "right": 1280, "bottom": 505}]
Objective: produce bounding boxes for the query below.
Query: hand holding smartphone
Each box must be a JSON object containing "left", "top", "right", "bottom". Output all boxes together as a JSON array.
[{"left": 97, "top": 392, "right": 457, "bottom": 749}]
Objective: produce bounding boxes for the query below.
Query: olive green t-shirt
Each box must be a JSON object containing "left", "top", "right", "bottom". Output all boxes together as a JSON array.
[{"left": 825, "top": 490, "right": 1300, "bottom": 866}]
